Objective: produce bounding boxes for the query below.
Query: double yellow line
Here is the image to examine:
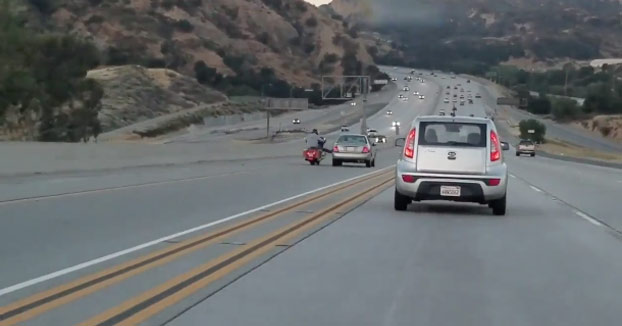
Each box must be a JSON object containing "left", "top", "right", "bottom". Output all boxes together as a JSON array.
[{"left": 0, "top": 170, "right": 393, "bottom": 326}]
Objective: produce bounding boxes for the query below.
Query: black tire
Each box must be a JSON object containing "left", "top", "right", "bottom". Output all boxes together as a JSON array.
[
  {"left": 531, "top": 153, "right": 535, "bottom": 157},
  {"left": 490, "top": 195, "right": 507, "bottom": 216},
  {"left": 394, "top": 189, "right": 410, "bottom": 211},
  {"left": 515, "top": 152, "right": 520, "bottom": 156},
  {"left": 365, "top": 160, "right": 372, "bottom": 168},
  {"left": 309, "top": 161, "right": 315, "bottom": 165},
  {"left": 371, "top": 159, "right": 376, "bottom": 167},
  {"left": 332, "top": 159, "right": 342, "bottom": 167}
]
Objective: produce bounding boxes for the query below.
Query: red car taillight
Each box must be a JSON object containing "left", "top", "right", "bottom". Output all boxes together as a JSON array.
[
  {"left": 333, "top": 145, "right": 339, "bottom": 152},
  {"left": 488, "top": 178, "right": 501, "bottom": 186},
  {"left": 362, "top": 146, "right": 370, "bottom": 153},
  {"left": 490, "top": 130, "right": 501, "bottom": 162},
  {"left": 404, "top": 128, "right": 416, "bottom": 158}
]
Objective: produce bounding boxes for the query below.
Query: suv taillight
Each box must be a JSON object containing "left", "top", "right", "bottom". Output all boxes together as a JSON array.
[
  {"left": 362, "top": 146, "right": 370, "bottom": 153},
  {"left": 490, "top": 130, "right": 501, "bottom": 162},
  {"left": 404, "top": 128, "right": 416, "bottom": 158},
  {"left": 333, "top": 145, "right": 339, "bottom": 153}
]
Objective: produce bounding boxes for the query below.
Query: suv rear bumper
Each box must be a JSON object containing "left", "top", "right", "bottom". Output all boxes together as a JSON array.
[{"left": 395, "top": 162, "right": 508, "bottom": 203}]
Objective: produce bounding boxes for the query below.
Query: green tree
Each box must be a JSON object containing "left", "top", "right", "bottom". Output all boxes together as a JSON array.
[
  {"left": 527, "top": 93, "right": 552, "bottom": 114},
  {"left": 551, "top": 98, "right": 582, "bottom": 121},
  {"left": 519, "top": 119, "right": 546, "bottom": 143}
]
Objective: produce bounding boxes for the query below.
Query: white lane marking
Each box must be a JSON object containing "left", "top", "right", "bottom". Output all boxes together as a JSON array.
[
  {"left": 0, "top": 165, "right": 394, "bottom": 297},
  {"left": 529, "top": 185, "right": 542, "bottom": 192},
  {"left": 0, "top": 171, "right": 255, "bottom": 206},
  {"left": 575, "top": 211, "right": 603, "bottom": 227},
  {"left": 509, "top": 174, "right": 516, "bottom": 179}
]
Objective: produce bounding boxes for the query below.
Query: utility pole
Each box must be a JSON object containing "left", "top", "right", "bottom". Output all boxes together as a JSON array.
[
  {"left": 262, "top": 83, "right": 272, "bottom": 139},
  {"left": 360, "top": 78, "right": 368, "bottom": 134}
]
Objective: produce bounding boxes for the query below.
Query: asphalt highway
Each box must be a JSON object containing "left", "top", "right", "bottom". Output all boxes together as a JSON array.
[{"left": 1, "top": 68, "right": 621, "bottom": 326}]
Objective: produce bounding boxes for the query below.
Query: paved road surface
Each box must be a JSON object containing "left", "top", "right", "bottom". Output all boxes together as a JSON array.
[{"left": 1, "top": 68, "right": 621, "bottom": 326}]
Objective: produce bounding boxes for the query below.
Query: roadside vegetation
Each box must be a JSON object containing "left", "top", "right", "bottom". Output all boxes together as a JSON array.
[
  {"left": 0, "top": 0, "right": 102, "bottom": 142},
  {"left": 518, "top": 119, "right": 546, "bottom": 143}
]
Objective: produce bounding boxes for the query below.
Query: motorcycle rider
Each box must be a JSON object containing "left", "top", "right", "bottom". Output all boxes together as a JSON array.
[{"left": 305, "top": 129, "right": 324, "bottom": 149}]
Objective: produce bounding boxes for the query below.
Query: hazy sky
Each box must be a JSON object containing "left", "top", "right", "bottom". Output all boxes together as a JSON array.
[{"left": 305, "top": 0, "right": 332, "bottom": 5}]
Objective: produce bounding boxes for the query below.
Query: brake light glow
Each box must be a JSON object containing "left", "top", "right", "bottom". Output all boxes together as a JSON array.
[
  {"left": 402, "top": 175, "right": 416, "bottom": 183},
  {"left": 490, "top": 130, "right": 501, "bottom": 162},
  {"left": 404, "top": 128, "right": 416, "bottom": 158},
  {"left": 488, "top": 178, "right": 501, "bottom": 186},
  {"left": 333, "top": 146, "right": 339, "bottom": 153},
  {"left": 362, "top": 146, "right": 370, "bottom": 153}
]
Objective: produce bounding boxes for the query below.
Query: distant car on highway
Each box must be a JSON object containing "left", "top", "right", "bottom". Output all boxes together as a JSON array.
[
  {"left": 394, "top": 115, "right": 509, "bottom": 215},
  {"left": 292, "top": 118, "right": 301, "bottom": 125},
  {"left": 467, "top": 79, "right": 471, "bottom": 83},
  {"left": 340, "top": 126, "right": 350, "bottom": 132},
  {"left": 419, "top": 95, "right": 425, "bottom": 99},
  {"left": 439, "top": 109, "right": 446, "bottom": 116},
  {"left": 468, "top": 99, "right": 474, "bottom": 104},
  {"left": 460, "top": 100, "right": 465, "bottom": 105},
  {"left": 516, "top": 140, "right": 536, "bottom": 157},
  {"left": 446, "top": 85, "right": 450, "bottom": 89},
  {"left": 372, "top": 135, "right": 387, "bottom": 144},
  {"left": 475, "top": 93, "right": 482, "bottom": 98},
  {"left": 332, "top": 134, "right": 376, "bottom": 167},
  {"left": 403, "top": 86, "right": 410, "bottom": 91},
  {"left": 413, "top": 91, "right": 419, "bottom": 95},
  {"left": 398, "top": 94, "right": 404, "bottom": 99},
  {"left": 443, "top": 98, "right": 450, "bottom": 103},
  {"left": 452, "top": 99, "right": 458, "bottom": 103},
  {"left": 391, "top": 77, "right": 398, "bottom": 81},
  {"left": 366, "top": 129, "right": 379, "bottom": 138},
  {"left": 386, "top": 110, "right": 393, "bottom": 115}
]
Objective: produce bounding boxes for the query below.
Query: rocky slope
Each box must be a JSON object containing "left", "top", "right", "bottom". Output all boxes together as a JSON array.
[
  {"left": 29, "top": 0, "right": 376, "bottom": 86},
  {"left": 87, "top": 65, "right": 227, "bottom": 131}
]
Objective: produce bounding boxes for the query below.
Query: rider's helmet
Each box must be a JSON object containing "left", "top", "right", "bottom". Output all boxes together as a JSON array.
[{"left": 312, "top": 129, "right": 318, "bottom": 135}]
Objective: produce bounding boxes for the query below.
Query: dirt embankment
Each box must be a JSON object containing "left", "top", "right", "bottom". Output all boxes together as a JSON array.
[
  {"left": 87, "top": 65, "right": 227, "bottom": 132},
  {"left": 569, "top": 115, "right": 622, "bottom": 144}
]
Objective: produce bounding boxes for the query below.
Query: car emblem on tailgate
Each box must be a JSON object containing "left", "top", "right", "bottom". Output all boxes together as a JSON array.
[{"left": 447, "top": 151, "right": 457, "bottom": 160}]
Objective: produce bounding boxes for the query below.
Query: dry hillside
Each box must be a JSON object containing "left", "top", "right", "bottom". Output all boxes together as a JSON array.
[
  {"left": 87, "top": 65, "right": 227, "bottom": 131},
  {"left": 29, "top": 0, "right": 376, "bottom": 86}
]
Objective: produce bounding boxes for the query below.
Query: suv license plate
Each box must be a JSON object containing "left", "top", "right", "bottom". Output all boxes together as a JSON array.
[{"left": 440, "top": 186, "right": 461, "bottom": 197}]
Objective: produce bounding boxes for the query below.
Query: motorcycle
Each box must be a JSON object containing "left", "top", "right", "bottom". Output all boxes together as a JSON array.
[{"left": 303, "top": 137, "right": 326, "bottom": 165}]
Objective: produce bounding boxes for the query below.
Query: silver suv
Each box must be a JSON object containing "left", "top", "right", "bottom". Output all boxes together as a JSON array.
[{"left": 394, "top": 116, "right": 509, "bottom": 215}]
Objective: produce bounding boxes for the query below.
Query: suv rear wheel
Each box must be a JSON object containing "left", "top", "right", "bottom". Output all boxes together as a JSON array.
[
  {"left": 490, "top": 195, "right": 506, "bottom": 216},
  {"left": 394, "top": 190, "right": 410, "bottom": 211}
]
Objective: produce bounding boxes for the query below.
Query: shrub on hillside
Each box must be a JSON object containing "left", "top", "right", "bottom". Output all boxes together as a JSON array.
[
  {"left": 526, "top": 94, "right": 552, "bottom": 114},
  {"left": 551, "top": 98, "right": 582, "bottom": 121},
  {"left": 519, "top": 119, "right": 546, "bottom": 143},
  {"left": 305, "top": 17, "right": 318, "bottom": 28}
]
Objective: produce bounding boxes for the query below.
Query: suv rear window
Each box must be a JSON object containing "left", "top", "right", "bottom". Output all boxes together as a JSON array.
[
  {"left": 418, "top": 122, "right": 487, "bottom": 147},
  {"left": 519, "top": 140, "right": 534, "bottom": 146},
  {"left": 337, "top": 135, "right": 368, "bottom": 145}
]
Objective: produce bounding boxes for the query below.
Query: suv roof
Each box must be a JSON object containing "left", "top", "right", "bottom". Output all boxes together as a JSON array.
[{"left": 410, "top": 115, "right": 490, "bottom": 127}]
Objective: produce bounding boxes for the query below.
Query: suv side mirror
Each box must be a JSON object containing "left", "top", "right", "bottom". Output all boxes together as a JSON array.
[
  {"left": 371, "top": 142, "right": 376, "bottom": 147},
  {"left": 395, "top": 137, "right": 405, "bottom": 147},
  {"left": 500, "top": 141, "right": 510, "bottom": 151}
]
